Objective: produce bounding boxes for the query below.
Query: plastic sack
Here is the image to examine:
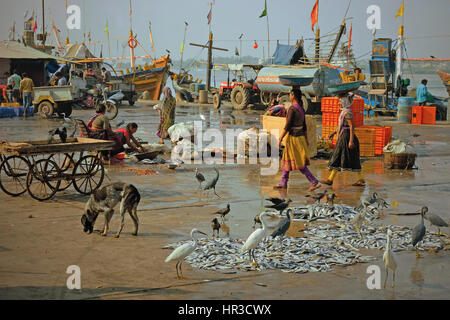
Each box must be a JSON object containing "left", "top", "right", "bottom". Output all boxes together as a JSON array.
[
  {"left": 383, "top": 140, "right": 415, "bottom": 154},
  {"left": 167, "top": 122, "right": 195, "bottom": 143}
]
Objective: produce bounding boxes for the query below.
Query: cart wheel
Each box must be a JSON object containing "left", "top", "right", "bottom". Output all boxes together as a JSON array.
[
  {"left": 0, "top": 156, "right": 30, "bottom": 196},
  {"left": 47, "top": 153, "right": 75, "bottom": 191},
  {"left": 26, "top": 159, "right": 61, "bottom": 201},
  {"left": 72, "top": 155, "right": 105, "bottom": 195},
  {"left": 105, "top": 102, "right": 118, "bottom": 120},
  {"left": 38, "top": 100, "right": 54, "bottom": 118}
]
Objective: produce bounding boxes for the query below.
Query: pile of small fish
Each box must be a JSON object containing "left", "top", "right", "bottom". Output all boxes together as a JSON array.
[
  {"left": 164, "top": 223, "right": 447, "bottom": 274},
  {"left": 290, "top": 203, "right": 378, "bottom": 222}
]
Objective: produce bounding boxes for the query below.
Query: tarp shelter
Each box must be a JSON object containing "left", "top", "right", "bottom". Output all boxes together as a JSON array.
[
  {"left": 0, "top": 40, "right": 66, "bottom": 87},
  {"left": 272, "top": 44, "right": 308, "bottom": 66}
]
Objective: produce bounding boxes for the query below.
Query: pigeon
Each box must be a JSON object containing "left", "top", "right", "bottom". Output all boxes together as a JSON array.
[
  {"left": 211, "top": 218, "right": 221, "bottom": 238},
  {"left": 265, "top": 197, "right": 286, "bottom": 206},
  {"left": 306, "top": 189, "right": 328, "bottom": 204},
  {"left": 194, "top": 168, "right": 205, "bottom": 189},
  {"left": 326, "top": 192, "right": 337, "bottom": 205},
  {"left": 214, "top": 204, "right": 230, "bottom": 220},
  {"left": 265, "top": 199, "right": 292, "bottom": 213}
]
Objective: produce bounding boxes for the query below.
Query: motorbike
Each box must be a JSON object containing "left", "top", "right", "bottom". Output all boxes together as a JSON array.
[{"left": 74, "top": 85, "right": 120, "bottom": 120}]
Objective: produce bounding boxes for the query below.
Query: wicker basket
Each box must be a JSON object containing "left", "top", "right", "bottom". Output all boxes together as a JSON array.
[{"left": 384, "top": 152, "right": 416, "bottom": 169}]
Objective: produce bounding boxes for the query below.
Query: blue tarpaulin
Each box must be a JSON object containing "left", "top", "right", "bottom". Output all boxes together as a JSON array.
[{"left": 272, "top": 44, "right": 307, "bottom": 66}]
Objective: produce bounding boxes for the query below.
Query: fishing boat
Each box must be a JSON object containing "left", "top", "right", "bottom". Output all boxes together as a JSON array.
[
  {"left": 436, "top": 70, "right": 450, "bottom": 97},
  {"left": 119, "top": 54, "right": 171, "bottom": 100}
]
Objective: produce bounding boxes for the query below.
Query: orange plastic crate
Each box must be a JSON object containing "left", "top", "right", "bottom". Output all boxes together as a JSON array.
[
  {"left": 359, "top": 142, "right": 375, "bottom": 157},
  {"left": 360, "top": 125, "right": 392, "bottom": 155},
  {"left": 321, "top": 97, "right": 340, "bottom": 113},
  {"left": 355, "top": 127, "right": 376, "bottom": 145},
  {"left": 422, "top": 106, "right": 436, "bottom": 125},
  {"left": 412, "top": 106, "right": 423, "bottom": 124},
  {"left": 322, "top": 112, "right": 340, "bottom": 127}
]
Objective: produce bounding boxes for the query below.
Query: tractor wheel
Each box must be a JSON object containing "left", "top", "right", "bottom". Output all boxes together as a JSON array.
[
  {"left": 260, "top": 91, "right": 272, "bottom": 106},
  {"left": 279, "top": 94, "right": 290, "bottom": 106},
  {"left": 38, "top": 100, "right": 54, "bottom": 118},
  {"left": 231, "top": 86, "right": 250, "bottom": 110},
  {"left": 213, "top": 93, "right": 221, "bottom": 109}
]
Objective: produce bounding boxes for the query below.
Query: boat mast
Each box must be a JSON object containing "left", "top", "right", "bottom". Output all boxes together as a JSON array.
[
  {"left": 395, "top": 3, "right": 405, "bottom": 87},
  {"left": 129, "top": 0, "right": 136, "bottom": 69},
  {"left": 42, "top": 0, "right": 46, "bottom": 46}
]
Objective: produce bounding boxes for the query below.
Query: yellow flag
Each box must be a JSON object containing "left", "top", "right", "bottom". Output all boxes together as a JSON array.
[
  {"left": 395, "top": 1, "right": 404, "bottom": 17},
  {"left": 180, "top": 42, "right": 184, "bottom": 55}
]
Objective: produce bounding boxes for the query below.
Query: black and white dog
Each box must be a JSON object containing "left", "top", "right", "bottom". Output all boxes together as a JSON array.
[{"left": 81, "top": 182, "right": 141, "bottom": 238}]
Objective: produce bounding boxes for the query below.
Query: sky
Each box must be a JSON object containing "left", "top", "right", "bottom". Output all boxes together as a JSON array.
[{"left": 1, "top": 0, "right": 449, "bottom": 63}]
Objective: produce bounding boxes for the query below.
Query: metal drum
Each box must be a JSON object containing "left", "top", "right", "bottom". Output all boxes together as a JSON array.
[{"left": 397, "top": 97, "right": 414, "bottom": 123}]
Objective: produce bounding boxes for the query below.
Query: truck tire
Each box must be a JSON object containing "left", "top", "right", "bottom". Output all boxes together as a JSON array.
[
  {"left": 56, "top": 102, "right": 72, "bottom": 118},
  {"left": 302, "top": 95, "right": 311, "bottom": 113},
  {"left": 213, "top": 93, "right": 221, "bottom": 109},
  {"left": 231, "top": 86, "right": 250, "bottom": 110},
  {"left": 260, "top": 91, "right": 272, "bottom": 106},
  {"left": 38, "top": 100, "right": 54, "bottom": 118}
]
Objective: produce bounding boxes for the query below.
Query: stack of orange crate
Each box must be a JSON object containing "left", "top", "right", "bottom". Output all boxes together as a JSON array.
[
  {"left": 360, "top": 125, "right": 392, "bottom": 155},
  {"left": 321, "top": 97, "right": 365, "bottom": 147},
  {"left": 354, "top": 127, "right": 376, "bottom": 157}
]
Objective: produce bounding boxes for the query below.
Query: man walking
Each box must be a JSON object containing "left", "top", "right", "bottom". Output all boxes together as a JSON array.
[
  {"left": 19, "top": 73, "right": 34, "bottom": 118},
  {"left": 10, "top": 70, "right": 22, "bottom": 102}
]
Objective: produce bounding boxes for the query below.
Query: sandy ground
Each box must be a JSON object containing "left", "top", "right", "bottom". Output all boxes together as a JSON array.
[{"left": 0, "top": 102, "right": 449, "bottom": 300}]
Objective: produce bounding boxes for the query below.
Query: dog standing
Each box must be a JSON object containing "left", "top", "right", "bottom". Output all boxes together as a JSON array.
[{"left": 81, "top": 182, "right": 141, "bottom": 238}]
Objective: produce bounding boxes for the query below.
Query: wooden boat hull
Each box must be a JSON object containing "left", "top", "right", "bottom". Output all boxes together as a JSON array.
[
  {"left": 121, "top": 55, "right": 171, "bottom": 100},
  {"left": 436, "top": 70, "right": 450, "bottom": 97}
]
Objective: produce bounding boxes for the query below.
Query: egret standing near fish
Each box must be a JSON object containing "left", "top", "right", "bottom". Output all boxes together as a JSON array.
[
  {"left": 165, "top": 228, "right": 207, "bottom": 279},
  {"left": 383, "top": 228, "right": 398, "bottom": 288},
  {"left": 242, "top": 212, "right": 271, "bottom": 267},
  {"left": 411, "top": 207, "right": 427, "bottom": 258}
]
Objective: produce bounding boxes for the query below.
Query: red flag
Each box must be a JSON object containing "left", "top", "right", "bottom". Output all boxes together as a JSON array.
[
  {"left": 207, "top": 8, "right": 212, "bottom": 25},
  {"left": 311, "top": 0, "right": 319, "bottom": 32},
  {"left": 33, "top": 20, "right": 37, "bottom": 32},
  {"left": 348, "top": 23, "right": 352, "bottom": 51}
]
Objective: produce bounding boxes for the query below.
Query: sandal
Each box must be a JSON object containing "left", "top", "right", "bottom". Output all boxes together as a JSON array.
[
  {"left": 352, "top": 180, "right": 366, "bottom": 187},
  {"left": 320, "top": 179, "right": 333, "bottom": 186},
  {"left": 308, "top": 183, "right": 321, "bottom": 192}
]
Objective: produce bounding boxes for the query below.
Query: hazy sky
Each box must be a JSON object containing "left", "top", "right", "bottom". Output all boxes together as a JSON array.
[{"left": 1, "top": 0, "right": 449, "bottom": 62}]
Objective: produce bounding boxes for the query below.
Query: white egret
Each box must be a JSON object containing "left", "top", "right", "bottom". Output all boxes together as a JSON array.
[
  {"left": 383, "top": 228, "right": 398, "bottom": 288},
  {"left": 241, "top": 211, "right": 271, "bottom": 266},
  {"left": 165, "top": 228, "right": 207, "bottom": 279}
]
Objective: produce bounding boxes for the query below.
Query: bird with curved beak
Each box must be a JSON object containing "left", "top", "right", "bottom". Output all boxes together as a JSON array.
[
  {"left": 242, "top": 212, "right": 271, "bottom": 267},
  {"left": 211, "top": 218, "right": 221, "bottom": 238},
  {"left": 383, "top": 228, "right": 398, "bottom": 288},
  {"left": 165, "top": 228, "right": 207, "bottom": 279},
  {"left": 411, "top": 207, "right": 427, "bottom": 259}
]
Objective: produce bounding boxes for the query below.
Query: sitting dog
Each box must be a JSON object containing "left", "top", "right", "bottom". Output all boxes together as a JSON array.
[{"left": 81, "top": 182, "right": 141, "bottom": 238}]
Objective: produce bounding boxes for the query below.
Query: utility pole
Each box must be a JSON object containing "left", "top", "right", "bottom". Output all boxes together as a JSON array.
[{"left": 190, "top": 32, "right": 228, "bottom": 91}]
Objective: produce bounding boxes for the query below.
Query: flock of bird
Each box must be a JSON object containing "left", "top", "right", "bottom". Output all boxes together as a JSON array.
[{"left": 165, "top": 173, "right": 449, "bottom": 284}]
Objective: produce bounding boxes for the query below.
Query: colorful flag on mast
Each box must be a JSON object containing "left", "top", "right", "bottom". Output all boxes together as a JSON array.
[
  {"left": 148, "top": 22, "right": 155, "bottom": 52},
  {"left": 311, "top": 0, "right": 319, "bottom": 31},
  {"left": 395, "top": 1, "right": 404, "bottom": 17},
  {"left": 348, "top": 23, "right": 352, "bottom": 51},
  {"left": 33, "top": 19, "right": 37, "bottom": 33},
  {"left": 207, "top": 7, "right": 212, "bottom": 24},
  {"left": 259, "top": 0, "right": 267, "bottom": 18}
]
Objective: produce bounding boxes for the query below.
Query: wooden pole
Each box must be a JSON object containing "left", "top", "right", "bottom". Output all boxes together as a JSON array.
[
  {"left": 42, "top": 0, "right": 46, "bottom": 46},
  {"left": 266, "top": 14, "right": 270, "bottom": 61},
  {"left": 206, "top": 32, "right": 213, "bottom": 91},
  {"left": 315, "top": 28, "right": 320, "bottom": 63}
]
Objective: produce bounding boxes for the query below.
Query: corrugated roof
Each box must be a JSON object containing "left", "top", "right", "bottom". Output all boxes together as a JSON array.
[{"left": 0, "top": 40, "right": 59, "bottom": 60}]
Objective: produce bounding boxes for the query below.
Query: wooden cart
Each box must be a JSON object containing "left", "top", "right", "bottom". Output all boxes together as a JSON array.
[{"left": 0, "top": 138, "right": 114, "bottom": 201}]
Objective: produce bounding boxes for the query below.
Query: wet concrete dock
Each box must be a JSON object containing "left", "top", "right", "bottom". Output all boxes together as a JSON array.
[{"left": 0, "top": 102, "right": 449, "bottom": 299}]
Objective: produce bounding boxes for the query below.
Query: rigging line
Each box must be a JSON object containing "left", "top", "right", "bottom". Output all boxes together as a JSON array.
[
  {"left": 403, "top": 44, "right": 415, "bottom": 81},
  {"left": 343, "top": 0, "right": 352, "bottom": 20}
]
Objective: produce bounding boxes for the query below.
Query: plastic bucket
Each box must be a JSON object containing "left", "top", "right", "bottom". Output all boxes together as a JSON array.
[{"left": 397, "top": 97, "right": 414, "bottom": 123}]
